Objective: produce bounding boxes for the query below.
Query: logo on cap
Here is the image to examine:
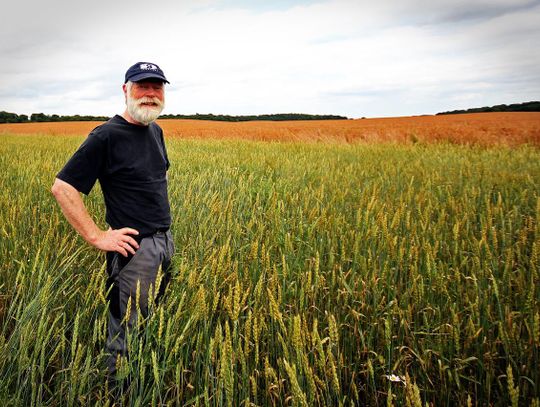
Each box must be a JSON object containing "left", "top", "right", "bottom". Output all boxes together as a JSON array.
[{"left": 140, "top": 63, "right": 158, "bottom": 70}]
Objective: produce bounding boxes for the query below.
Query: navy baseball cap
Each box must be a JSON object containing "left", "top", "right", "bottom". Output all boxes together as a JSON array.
[{"left": 124, "top": 62, "right": 170, "bottom": 84}]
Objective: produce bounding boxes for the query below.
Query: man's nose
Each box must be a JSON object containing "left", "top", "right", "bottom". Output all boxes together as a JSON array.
[{"left": 144, "top": 88, "right": 160, "bottom": 97}]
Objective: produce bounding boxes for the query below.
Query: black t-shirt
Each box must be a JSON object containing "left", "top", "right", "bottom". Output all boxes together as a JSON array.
[{"left": 57, "top": 115, "right": 171, "bottom": 235}]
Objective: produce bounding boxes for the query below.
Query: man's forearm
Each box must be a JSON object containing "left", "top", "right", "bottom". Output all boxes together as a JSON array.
[
  {"left": 51, "top": 178, "right": 139, "bottom": 256},
  {"left": 51, "top": 178, "right": 102, "bottom": 245}
]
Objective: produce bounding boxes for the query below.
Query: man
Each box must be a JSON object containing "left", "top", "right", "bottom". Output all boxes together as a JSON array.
[{"left": 51, "top": 61, "right": 174, "bottom": 378}]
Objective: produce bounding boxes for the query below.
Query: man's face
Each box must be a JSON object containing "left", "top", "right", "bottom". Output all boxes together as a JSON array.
[{"left": 124, "top": 80, "right": 165, "bottom": 125}]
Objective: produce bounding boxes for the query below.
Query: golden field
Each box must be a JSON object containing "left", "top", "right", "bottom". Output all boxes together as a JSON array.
[
  {"left": 1, "top": 112, "right": 539, "bottom": 145},
  {"left": 0, "top": 113, "right": 539, "bottom": 405}
]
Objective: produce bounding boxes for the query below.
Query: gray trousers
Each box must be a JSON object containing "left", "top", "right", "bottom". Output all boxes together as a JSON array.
[{"left": 105, "top": 230, "right": 174, "bottom": 375}]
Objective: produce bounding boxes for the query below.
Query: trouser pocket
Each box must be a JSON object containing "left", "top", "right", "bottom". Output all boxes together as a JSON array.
[{"left": 106, "top": 239, "right": 147, "bottom": 319}]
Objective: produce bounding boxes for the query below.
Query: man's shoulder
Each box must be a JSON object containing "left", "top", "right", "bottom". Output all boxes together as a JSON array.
[
  {"left": 98, "top": 115, "right": 126, "bottom": 130},
  {"left": 88, "top": 115, "right": 126, "bottom": 140}
]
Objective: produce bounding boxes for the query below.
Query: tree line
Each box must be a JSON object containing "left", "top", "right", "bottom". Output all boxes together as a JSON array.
[
  {"left": 437, "top": 101, "right": 540, "bottom": 115},
  {"left": 160, "top": 113, "right": 348, "bottom": 121},
  {"left": 0, "top": 111, "right": 111, "bottom": 123},
  {"left": 0, "top": 111, "right": 348, "bottom": 124}
]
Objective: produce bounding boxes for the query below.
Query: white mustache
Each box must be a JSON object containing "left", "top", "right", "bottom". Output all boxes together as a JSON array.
[{"left": 135, "top": 96, "right": 163, "bottom": 109}]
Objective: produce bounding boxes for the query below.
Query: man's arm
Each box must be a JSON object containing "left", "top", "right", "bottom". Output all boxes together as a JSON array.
[{"left": 51, "top": 178, "right": 139, "bottom": 257}]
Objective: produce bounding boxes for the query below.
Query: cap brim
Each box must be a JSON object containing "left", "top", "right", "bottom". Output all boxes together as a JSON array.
[{"left": 127, "top": 72, "right": 170, "bottom": 84}]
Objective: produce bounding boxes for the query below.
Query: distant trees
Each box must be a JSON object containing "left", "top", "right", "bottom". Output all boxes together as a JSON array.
[
  {"left": 0, "top": 111, "right": 28, "bottom": 123},
  {"left": 437, "top": 101, "right": 540, "bottom": 115},
  {"left": 30, "top": 113, "right": 110, "bottom": 122},
  {"left": 1, "top": 111, "right": 348, "bottom": 123},
  {"left": 3, "top": 101, "right": 539, "bottom": 124},
  {"left": 29, "top": 113, "right": 49, "bottom": 122},
  {"left": 160, "top": 113, "right": 349, "bottom": 121},
  {"left": 0, "top": 111, "right": 110, "bottom": 123}
]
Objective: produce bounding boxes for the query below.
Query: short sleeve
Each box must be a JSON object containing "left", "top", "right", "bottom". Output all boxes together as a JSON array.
[{"left": 56, "top": 131, "right": 106, "bottom": 195}]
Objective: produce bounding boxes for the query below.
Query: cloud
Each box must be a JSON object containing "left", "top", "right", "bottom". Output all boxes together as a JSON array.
[
  {"left": 362, "top": 0, "right": 540, "bottom": 25},
  {"left": 1, "top": 0, "right": 539, "bottom": 117}
]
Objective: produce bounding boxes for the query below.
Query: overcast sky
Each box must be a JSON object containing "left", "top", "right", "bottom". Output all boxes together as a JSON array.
[{"left": 1, "top": 0, "right": 539, "bottom": 118}]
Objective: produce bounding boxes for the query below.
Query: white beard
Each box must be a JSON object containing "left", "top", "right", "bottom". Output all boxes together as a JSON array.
[{"left": 127, "top": 93, "right": 165, "bottom": 126}]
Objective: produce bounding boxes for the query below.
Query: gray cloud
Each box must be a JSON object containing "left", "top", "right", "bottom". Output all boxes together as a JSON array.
[
  {"left": 371, "top": 0, "right": 540, "bottom": 25},
  {"left": 1, "top": 0, "right": 539, "bottom": 117}
]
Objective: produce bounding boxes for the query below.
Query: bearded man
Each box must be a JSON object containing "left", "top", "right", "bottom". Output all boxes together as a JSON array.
[{"left": 51, "top": 62, "right": 174, "bottom": 379}]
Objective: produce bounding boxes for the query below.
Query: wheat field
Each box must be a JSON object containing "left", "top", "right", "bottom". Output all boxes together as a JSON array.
[
  {"left": 0, "top": 117, "right": 539, "bottom": 406},
  {"left": 1, "top": 112, "right": 539, "bottom": 146}
]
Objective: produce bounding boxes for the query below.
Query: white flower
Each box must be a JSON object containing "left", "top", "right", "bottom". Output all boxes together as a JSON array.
[{"left": 385, "top": 374, "right": 406, "bottom": 384}]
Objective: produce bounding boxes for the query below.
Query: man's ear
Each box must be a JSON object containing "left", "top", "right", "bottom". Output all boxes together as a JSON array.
[{"left": 122, "top": 84, "right": 128, "bottom": 104}]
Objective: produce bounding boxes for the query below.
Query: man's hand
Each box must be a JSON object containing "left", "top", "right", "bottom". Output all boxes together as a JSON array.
[{"left": 93, "top": 227, "right": 140, "bottom": 257}]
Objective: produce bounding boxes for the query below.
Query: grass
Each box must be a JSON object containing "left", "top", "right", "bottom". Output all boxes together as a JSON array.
[{"left": 0, "top": 133, "right": 538, "bottom": 406}]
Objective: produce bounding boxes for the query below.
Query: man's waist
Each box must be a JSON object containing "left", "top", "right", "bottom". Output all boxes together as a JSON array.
[{"left": 135, "top": 226, "right": 170, "bottom": 242}]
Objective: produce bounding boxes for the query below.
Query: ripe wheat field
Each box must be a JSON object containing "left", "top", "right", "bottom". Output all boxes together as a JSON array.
[
  {"left": 0, "top": 114, "right": 539, "bottom": 406},
  {"left": 1, "top": 112, "right": 539, "bottom": 146}
]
